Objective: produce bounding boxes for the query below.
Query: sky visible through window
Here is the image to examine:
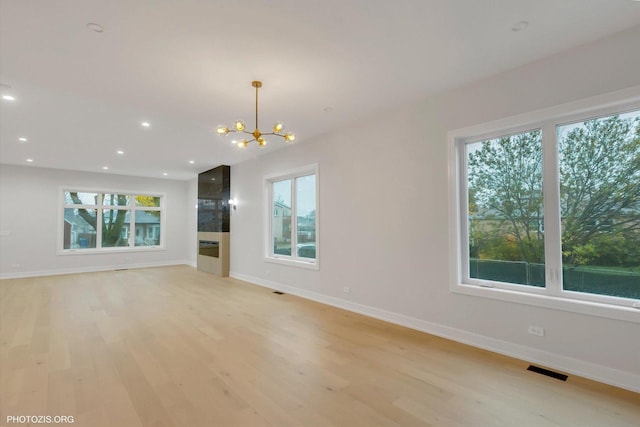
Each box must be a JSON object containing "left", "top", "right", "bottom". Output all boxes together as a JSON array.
[
  {"left": 296, "top": 175, "right": 316, "bottom": 217},
  {"left": 273, "top": 175, "right": 315, "bottom": 216}
]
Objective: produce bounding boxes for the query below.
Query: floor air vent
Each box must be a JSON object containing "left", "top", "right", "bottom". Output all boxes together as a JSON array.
[
  {"left": 273, "top": 291, "right": 285, "bottom": 295},
  {"left": 527, "top": 365, "right": 568, "bottom": 381}
]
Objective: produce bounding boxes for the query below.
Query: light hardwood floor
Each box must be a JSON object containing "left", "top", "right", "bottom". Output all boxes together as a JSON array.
[{"left": 1, "top": 265, "right": 638, "bottom": 426}]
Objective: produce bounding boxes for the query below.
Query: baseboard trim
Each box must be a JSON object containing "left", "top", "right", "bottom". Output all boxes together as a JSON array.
[
  {"left": 0, "top": 260, "right": 192, "bottom": 280},
  {"left": 230, "top": 271, "right": 640, "bottom": 393}
]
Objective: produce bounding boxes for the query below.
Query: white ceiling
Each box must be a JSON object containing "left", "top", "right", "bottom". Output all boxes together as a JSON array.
[{"left": 1, "top": 0, "right": 639, "bottom": 180}]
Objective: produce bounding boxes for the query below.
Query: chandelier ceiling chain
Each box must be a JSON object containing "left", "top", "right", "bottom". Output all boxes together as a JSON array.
[{"left": 217, "top": 80, "right": 295, "bottom": 148}]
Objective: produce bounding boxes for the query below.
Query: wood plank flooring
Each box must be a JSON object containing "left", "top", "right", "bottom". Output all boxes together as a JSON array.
[{"left": 1, "top": 265, "right": 638, "bottom": 426}]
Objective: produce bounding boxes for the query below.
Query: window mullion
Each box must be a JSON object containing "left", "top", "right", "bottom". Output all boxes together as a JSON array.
[
  {"left": 96, "top": 194, "right": 103, "bottom": 248},
  {"left": 130, "top": 204, "right": 136, "bottom": 247},
  {"left": 542, "top": 121, "right": 563, "bottom": 296},
  {"left": 291, "top": 178, "right": 298, "bottom": 259},
  {"left": 269, "top": 184, "right": 275, "bottom": 257}
]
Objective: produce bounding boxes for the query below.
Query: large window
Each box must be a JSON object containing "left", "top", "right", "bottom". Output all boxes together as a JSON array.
[
  {"left": 61, "top": 189, "right": 163, "bottom": 253},
  {"left": 451, "top": 97, "right": 639, "bottom": 318},
  {"left": 266, "top": 165, "right": 318, "bottom": 268}
]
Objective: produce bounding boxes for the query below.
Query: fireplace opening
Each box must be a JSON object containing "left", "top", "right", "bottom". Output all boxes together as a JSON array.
[{"left": 199, "top": 240, "right": 219, "bottom": 258}]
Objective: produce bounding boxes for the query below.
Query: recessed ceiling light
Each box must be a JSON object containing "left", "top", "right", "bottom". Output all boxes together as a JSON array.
[
  {"left": 86, "top": 23, "right": 104, "bottom": 33},
  {"left": 117, "top": 150, "right": 124, "bottom": 155},
  {"left": 26, "top": 158, "right": 33, "bottom": 163},
  {"left": 18, "top": 137, "right": 28, "bottom": 142},
  {"left": 103, "top": 166, "right": 109, "bottom": 170},
  {"left": 189, "top": 160, "right": 195, "bottom": 164},
  {"left": 512, "top": 21, "right": 529, "bottom": 32},
  {"left": 163, "top": 172, "right": 168, "bottom": 176},
  {"left": 141, "top": 121, "right": 151, "bottom": 128},
  {"left": 2, "top": 95, "right": 15, "bottom": 101}
]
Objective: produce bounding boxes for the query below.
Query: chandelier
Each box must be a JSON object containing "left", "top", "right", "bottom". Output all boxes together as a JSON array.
[{"left": 217, "top": 81, "right": 295, "bottom": 148}]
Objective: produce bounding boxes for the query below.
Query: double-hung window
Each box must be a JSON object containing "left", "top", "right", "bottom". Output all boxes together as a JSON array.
[
  {"left": 266, "top": 165, "right": 318, "bottom": 269},
  {"left": 60, "top": 189, "right": 164, "bottom": 253},
  {"left": 449, "top": 94, "right": 639, "bottom": 321}
]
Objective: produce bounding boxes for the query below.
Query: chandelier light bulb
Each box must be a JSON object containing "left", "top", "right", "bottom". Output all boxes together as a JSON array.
[
  {"left": 237, "top": 139, "right": 248, "bottom": 148},
  {"left": 217, "top": 125, "right": 229, "bottom": 135},
  {"left": 234, "top": 121, "right": 245, "bottom": 131},
  {"left": 273, "top": 122, "right": 284, "bottom": 133},
  {"left": 284, "top": 132, "right": 295, "bottom": 143},
  {"left": 257, "top": 137, "right": 267, "bottom": 147}
]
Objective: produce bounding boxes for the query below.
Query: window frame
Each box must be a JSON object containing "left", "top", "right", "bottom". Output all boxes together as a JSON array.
[
  {"left": 264, "top": 164, "right": 319, "bottom": 270},
  {"left": 58, "top": 187, "right": 165, "bottom": 255},
  {"left": 448, "top": 88, "right": 640, "bottom": 323}
]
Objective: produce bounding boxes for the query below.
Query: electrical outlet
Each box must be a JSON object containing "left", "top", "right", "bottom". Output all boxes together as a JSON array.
[
  {"left": 343, "top": 286, "right": 351, "bottom": 294},
  {"left": 528, "top": 325, "right": 545, "bottom": 337}
]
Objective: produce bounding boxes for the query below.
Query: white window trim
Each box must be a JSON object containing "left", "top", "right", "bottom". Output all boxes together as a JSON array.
[
  {"left": 264, "top": 163, "right": 319, "bottom": 270},
  {"left": 448, "top": 86, "right": 640, "bottom": 324},
  {"left": 57, "top": 186, "right": 166, "bottom": 255}
]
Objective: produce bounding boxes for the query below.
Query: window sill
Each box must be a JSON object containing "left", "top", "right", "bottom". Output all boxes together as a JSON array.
[
  {"left": 265, "top": 256, "right": 319, "bottom": 271},
  {"left": 451, "top": 282, "right": 640, "bottom": 324},
  {"left": 58, "top": 246, "right": 165, "bottom": 256}
]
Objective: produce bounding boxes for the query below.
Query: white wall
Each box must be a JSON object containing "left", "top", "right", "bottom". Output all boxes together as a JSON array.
[
  {"left": 229, "top": 26, "right": 640, "bottom": 391},
  {"left": 0, "top": 165, "right": 194, "bottom": 277}
]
